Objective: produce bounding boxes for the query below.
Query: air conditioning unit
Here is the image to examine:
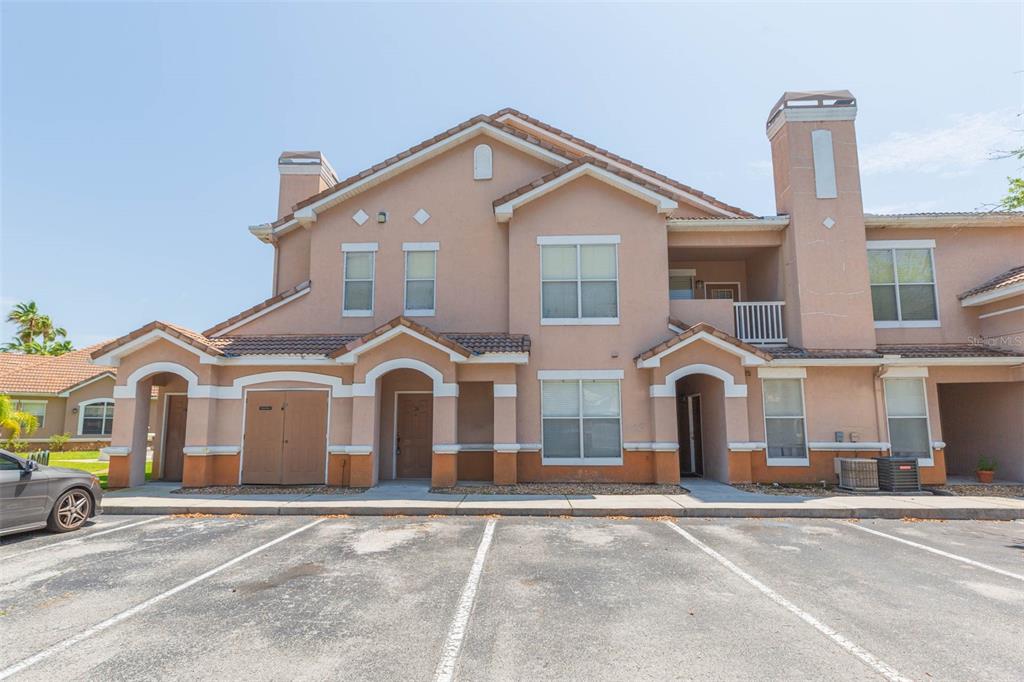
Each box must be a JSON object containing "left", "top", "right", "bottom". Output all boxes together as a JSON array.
[
  {"left": 876, "top": 456, "right": 920, "bottom": 492},
  {"left": 835, "top": 458, "right": 879, "bottom": 492}
]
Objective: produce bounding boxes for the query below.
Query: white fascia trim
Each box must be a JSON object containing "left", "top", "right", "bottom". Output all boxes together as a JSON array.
[
  {"left": 541, "top": 317, "right": 620, "bottom": 326},
  {"left": 209, "top": 286, "right": 312, "bottom": 337},
  {"left": 961, "top": 283, "right": 1024, "bottom": 307},
  {"left": 537, "top": 369, "right": 624, "bottom": 380},
  {"left": 493, "top": 383, "right": 517, "bottom": 398},
  {"left": 182, "top": 446, "right": 241, "bottom": 456},
  {"left": 214, "top": 356, "right": 340, "bottom": 366},
  {"left": 291, "top": 122, "right": 569, "bottom": 225},
  {"left": 728, "top": 442, "right": 767, "bottom": 451},
  {"left": 101, "top": 446, "right": 131, "bottom": 457},
  {"left": 351, "top": 357, "right": 459, "bottom": 397},
  {"left": 637, "top": 330, "right": 767, "bottom": 369},
  {"left": 402, "top": 241, "right": 439, "bottom": 252},
  {"left": 864, "top": 214, "right": 1024, "bottom": 229},
  {"left": 874, "top": 320, "right": 941, "bottom": 329},
  {"left": 92, "top": 329, "right": 216, "bottom": 367},
  {"left": 57, "top": 372, "right": 116, "bottom": 397},
  {"left": 866, "top": 239, "right": 936, "bottom": 250},
  {"left": 808, "top": 442, "right": 890, "bottom": 451},
  {"left": 333, "top": 325, "right": 469, "bottom": 364},
  {"left": 769, "top": 357, "right": 1024, "bottom": 368},
  {"left": 879, "top": 366, "right": 928, "bottom": 378},
  {"left": 495, "top": 164, "right": 677, "bottom": 222},
  {"left": 977, "top": 302, "right": 1024, "bottom": 318},
  {"left": 496, "top": 113, "right": 738, "bottom": 218},
  {"left": 249, "top": 224, "right": 274, "bottom": 243},
  {"left": 623, "top": 441, "right": 679, "bottom": 451},
  {"left": 461, "top": 352, "right": 530, "bottom": 365},
  {"left": 341, "top": 242, "right": 379, "bottom": 252},
  {"left": 536, "top": 234, "right": 621, "bottom": 245},
  {"left": 757, "top": 367, "right": 807, "bottom": 379},
  {"left": 667, "top": 216, "right": 790, "bottom": 231},
  {"left": 766, "top": 105, "right": 857, "bottom": 139}
]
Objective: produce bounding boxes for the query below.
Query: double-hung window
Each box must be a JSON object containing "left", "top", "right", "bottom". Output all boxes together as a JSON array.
[
  {"left": 539, "top": 236, "right": 619, "bottom": 324},
  {"left": 80, "top": 399, "right": 115, "bottom": 436},
  {"left": 762, "top": 379, "right": 807, "bottom": 463},
  {"left": 341, "top": 243, "right": 377, "bottom": 316},
  {"left": 540, "top": 374, "right": 622, "bottom": 463},
  {"left": 867, "top": 241, "right": 938, "bottom": 327},
  {"left": 15, "top": 399, "right": 46, "bottom": 429},
  {"left": 883, "top": 378, "right": 932, "bottom": 462},
  {"left": 403, "top": 242, "right": 438, "bottom": 316}
]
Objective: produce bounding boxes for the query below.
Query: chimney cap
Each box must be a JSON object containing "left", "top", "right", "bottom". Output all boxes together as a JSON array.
[
  {"left": 278, "top": 150, "right": 338, "bottom": 185},
  {"left": 766, "top": 90, "right": 857, "bottom": 136}
]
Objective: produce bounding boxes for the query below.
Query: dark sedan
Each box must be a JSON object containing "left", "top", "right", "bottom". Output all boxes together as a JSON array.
[{"left": 0, "top": 449, "right": 103, "bottom": 536}]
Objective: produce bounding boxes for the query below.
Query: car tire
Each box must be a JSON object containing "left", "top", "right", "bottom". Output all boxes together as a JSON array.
[{"left": 47, "top": 488, "right": 93, "bottom": 532}]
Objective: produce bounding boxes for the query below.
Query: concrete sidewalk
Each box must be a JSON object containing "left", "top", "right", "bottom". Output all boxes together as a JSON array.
[{"left": 100, "top": 479, "right": 1024, "bottom": 520}]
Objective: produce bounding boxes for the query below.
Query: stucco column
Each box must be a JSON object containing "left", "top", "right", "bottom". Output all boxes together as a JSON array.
[
  {"left": 650, "top": 395, "right": 681, "bottom": 484},
  {"left": 724, "top": 395, "right": 753, "bottom": 483},
  {"left": 182, "top": 397, "right": 217, "bottom": 488},
  {"left": 349, "top": 395, "right": 377, "bottom": 487},
  {"left": 432, "top": 394, "right": 458, "bottom": 487},
  {"left": 105, "top": 387, "right": 146, "bottom": 488},
  {"left": 493, "top": 383, "right": 518, "bottom": 485}
]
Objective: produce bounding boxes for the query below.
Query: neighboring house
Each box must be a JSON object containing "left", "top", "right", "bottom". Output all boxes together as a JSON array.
[
  {"left": 0, "top": 345, "right": 130, "bottom": 450},
  {"left": 92, "top": 91, "right": 1024, "bottom": 489}
]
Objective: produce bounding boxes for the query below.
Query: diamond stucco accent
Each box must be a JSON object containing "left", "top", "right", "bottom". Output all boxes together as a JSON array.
[
  {"left": 413, "top": 209, "right": 431, "bottom": 225},
  {"left": 352, "top": 209, "right": 369, "bottom": 226},
  {"left": 822, "top": 217, "right": 836, "bottom": 229}
]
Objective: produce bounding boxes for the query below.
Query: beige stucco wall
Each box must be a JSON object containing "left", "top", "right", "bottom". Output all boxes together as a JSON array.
[{"left": 937, "top": 382, "right": 1024, "bottom": 482}]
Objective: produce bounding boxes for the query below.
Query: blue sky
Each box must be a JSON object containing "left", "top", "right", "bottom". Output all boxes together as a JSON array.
[{"left": 2, "top": 2, "right": 1021, "bottom": 347}]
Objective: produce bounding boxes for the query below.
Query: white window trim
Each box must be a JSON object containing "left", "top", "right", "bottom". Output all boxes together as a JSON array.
[
  {"left": 540, "top": 377, "right": 623, "bottom": 466},
  {"left": 882, "top": 377, "right": 934, "bottom": 467},
  {"left": 15, "top": 399, "right": 47, "bottom": 429},
  {"left": 77, "top": 397, "right": 114, "bottom": 436},
  {"left": 669, "top": 268, "right": 697, "bottom": 301},
  {"left": 539, "top": 240, "right": 620, "bottom": 325},
  {"left": 761, "top": 378, "right": 810, "bottom": 467},
  {"left": 403, "top": 247, "right": 437, "bottom": 317},
  {"left": 342, "top": 248, "right": 376, "bottom": 317},
  {"left": 867, "top": 243, "right": 940, "bottom": 328}
]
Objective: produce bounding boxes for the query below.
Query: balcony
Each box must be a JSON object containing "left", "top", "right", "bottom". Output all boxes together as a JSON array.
[{"left": 670, "top": 299, "right": 787, "bottom": 345}]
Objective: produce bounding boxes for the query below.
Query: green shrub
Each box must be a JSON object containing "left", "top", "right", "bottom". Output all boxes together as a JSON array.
[
  {"left": 49, "top": 433, "right": 71, "bottom": 452},
  {"left": 977, "top": 456, "right": 996, "bottom": 472}
]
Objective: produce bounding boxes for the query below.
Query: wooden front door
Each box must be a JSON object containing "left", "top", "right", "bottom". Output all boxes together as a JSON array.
[
  {"left": 162, "top": 394, "right": 187, "bottom": 482},
  {"left": 242, "top": 390, "right": 328, "bottom": 485},
  {"left": 396, "top": 393, "right": 432, "bottom": 478}
]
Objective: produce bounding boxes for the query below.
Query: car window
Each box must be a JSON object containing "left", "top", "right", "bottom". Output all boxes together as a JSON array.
[{"left": 0, "top": 455, "right": 23, "bottom": 471}]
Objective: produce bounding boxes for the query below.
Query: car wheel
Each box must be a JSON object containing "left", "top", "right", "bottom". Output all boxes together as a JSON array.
[{"left": 47, "top": 488, "right": 93, "bottom": 532}]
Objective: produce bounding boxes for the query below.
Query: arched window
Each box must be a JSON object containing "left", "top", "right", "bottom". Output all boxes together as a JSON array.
[
  {"left": 79, "top": 399, "right": 115, "bottom": 436},
  {"left": 473, "top": 144, "right": 492, "bottom": 180}
]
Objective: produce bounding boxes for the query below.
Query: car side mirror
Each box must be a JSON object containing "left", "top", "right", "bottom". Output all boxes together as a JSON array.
[{"left": 23, "top": 459, "right": 39, "bottom": 472}]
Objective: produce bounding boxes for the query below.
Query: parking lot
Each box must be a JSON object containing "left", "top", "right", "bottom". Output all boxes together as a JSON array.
[{"left": 1, "top": 514, "right": 1021, "bottom": 681}]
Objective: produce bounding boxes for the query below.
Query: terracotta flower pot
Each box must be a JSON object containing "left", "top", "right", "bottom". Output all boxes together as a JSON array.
[{"left": 976, "top": 470, "right": 994, "bottom": 484}]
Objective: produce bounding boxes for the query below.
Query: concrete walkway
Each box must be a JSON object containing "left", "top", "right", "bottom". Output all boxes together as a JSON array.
[{"left": 100, "top": 480, "right": 1024, "bottom": 520}]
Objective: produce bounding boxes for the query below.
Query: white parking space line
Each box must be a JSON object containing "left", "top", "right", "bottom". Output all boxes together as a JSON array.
[
  {"left": 664, "top": 521, "right": 911, "bottom": 682},
  {"left": 1, "top": 517, "right": 166, "bottom": 561},
  {"left": 434, "top": 518, "right": 497, "bottom": 682},
  {"left": 0, "top": 518, "right": 325, "bottom": 680},
  {"left": 839, "top": 521, "right": 1024, "bottom": 583}
]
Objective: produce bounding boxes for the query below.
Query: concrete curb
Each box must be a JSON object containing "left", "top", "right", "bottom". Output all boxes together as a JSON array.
[{"left": 101, "top": 504, "right": 1024, "bottom": 521}]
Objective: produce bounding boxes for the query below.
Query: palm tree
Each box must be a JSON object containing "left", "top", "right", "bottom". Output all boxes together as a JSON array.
[
  {"left": 0, "top": 394, "right": 39, "bottom": 440},
  {"left": 3, "top": 301, "right": 73, "bottom": 356},
  {"left": 6, "top": 301, "right": 44, "bottom": 346}
]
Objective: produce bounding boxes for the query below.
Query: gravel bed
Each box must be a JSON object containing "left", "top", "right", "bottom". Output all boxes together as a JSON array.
[
  {"left": 171, "top": 485, "right": 365, "bottom": 495},
  {"left": 936, "top": 484, "right": 1024, "bottom": 499},
  {"left": 733, "top": 483, "right": 836, "bottom": 497},
  {"left": 431, "top": 482, "right": 689, "bottom": 495}
]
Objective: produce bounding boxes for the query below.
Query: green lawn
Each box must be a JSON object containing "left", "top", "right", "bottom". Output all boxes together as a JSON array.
[{"left": 46, "top": 450, "right": 152, "bottom": 489}]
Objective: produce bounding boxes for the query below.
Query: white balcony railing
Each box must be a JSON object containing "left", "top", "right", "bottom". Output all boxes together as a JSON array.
[{"left": 734, "top": 302, "right": 786, "bottom": 344}]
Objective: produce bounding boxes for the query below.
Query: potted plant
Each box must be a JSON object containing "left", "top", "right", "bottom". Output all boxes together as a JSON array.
[{"left": 976, "top": 456, "right": 996, "bottom": 484}]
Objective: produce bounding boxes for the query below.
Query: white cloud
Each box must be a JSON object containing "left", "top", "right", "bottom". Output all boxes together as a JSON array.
[{"left": 859, "top": 110, "right": 1020, "bottom": 177}]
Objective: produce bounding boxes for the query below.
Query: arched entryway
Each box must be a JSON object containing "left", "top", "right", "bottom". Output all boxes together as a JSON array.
[{"left": 378, "top": 368, "right": 434, "bottom": 479}]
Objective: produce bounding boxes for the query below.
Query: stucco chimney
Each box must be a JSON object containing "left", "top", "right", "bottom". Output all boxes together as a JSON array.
[
  {"left": 767, "top": 91, "right": 876, "bottom": 350},
  {"left": 277, "top": 151, "right": 338, "bottom": 218}
]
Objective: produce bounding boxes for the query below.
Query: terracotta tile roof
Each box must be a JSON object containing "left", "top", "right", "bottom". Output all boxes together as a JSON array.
[
  {"left": 443, "top": 333, "right": 531, "bottom": 354},
  {"left": 203, "top": 280, "right": 311, "bottom": 336},
  {"left": 768, "top": 347, "right": 883, "bottom": 360},
  {"left": 875, "top": 344, "right": 1024, "bottom": 359},
  {"left": 0, "top": 345, "right": 115, "bottom": 395},
  {"left": 866, "top": 211, "right": 1024, "bottom": 219},
  {"left": 329, "top": 317, "right": 472, "bottom": 359},
  {"left": 90, "top": 321, "right": 226, "bottom": 361},
  {"left": 285, "top": 114, "right": 570, "bottom": 217},
  {"left": 493, "top": 108, "right": 755, "bottom": 218},
  {"left": 491, "top": 156, "right": 682, "bottom": 211},
  {"left": 636, "top": 321, "right": 772, "bottom": 362},
  {"left": 957, "top": 265, "right": 1024, "bottom": 300},
  {"left": 211, "top": 335, "right": 358, "bottom": 356}
]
